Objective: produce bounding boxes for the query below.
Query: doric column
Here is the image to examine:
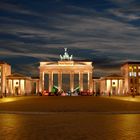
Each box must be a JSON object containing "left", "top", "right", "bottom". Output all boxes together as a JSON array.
[
  {"left": 70, "top": 72, "right": 74, "bottom": 92},
  {"left": 110, "top": 79, "right": 112, "bottom": 94},
  {"left": 36, "top": 80, "right": 39, "bottom": 94},
  {"left": 24, "top": 79, "right": 26, "bottom": 95},
  {"left": 58, "top": 72, "right": 62, "bottom": 91},
  {"left": 6, "top": 79, "right": 8, "bottom": 96},
  {"left": 117, "top": 79, "right": 119, "bottom": 95},
  {"left": 19, "top": 79, "right": 21, "bottom": 95},
  {"left": 12, "top": 80, "right": 14, "bottom": 95},
  {"left": 79, "top": 72, "right": 83, "bottom": 91},
  {"left": 49, "top": 72, "right": 53, "bottom": 92},
  {"left": 105, "top": 79, "right": 107, "bottom": 92},
  {"left": 88, "top": 72, "right": 93, "bottom": 92},
  {"left": 40, "top": 72, "right": 44, "bottom": 92}
]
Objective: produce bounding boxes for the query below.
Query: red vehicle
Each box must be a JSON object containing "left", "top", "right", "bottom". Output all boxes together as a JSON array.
[
  {"left": 80, "top": 90, "right": 93, "bottom": 96},
  {"left": 42, "top": 90, "right": 49, "bottom": 96}
]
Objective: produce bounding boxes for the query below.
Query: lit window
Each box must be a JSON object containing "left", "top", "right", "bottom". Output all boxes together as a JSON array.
[
  {"left": 138, "top": 66, "right": 140, "bottom": 69},
  {"left": 138, "top": 72, "right": 140, "bottom": 76},
  {"left": 133, "top": 72, "right": 136, "bottom": 77},
  {"left": 129, "top": 66, "right": 132, "bottom": 69},
  {"left": 129, "top": 72, "right": 137, "bottom": 77},
  {"left": 129, "top": 72, "right": 132, "bottom": 77},
  {"left": 134, "top": 66, "right": 137, "bottom": 69}
]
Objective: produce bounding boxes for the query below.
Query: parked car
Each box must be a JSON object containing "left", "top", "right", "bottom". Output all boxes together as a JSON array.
[
  {"left": 80, "top": 90, "right": 93, "bottom": 96},
  {"left": 42, "top": 90, "right": 49, "bottom": 96},
  {"left": 61, "top": 92, "right": 66, "bottom": 96}
]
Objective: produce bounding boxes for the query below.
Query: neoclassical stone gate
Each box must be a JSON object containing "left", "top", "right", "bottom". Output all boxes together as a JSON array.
[{"left": 39, "top": 48, "right": 93, "bottom": 92}]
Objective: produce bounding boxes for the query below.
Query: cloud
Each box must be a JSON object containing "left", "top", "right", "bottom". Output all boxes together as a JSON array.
[
  {"left": 0, "top": 1, "right": 140, "bottom": 76},
  {"left": 0, "top": 1, "right": 40, "bottom": 16},
  {"left": 108, "top": 8, "right": 140, "bottom": 21},
  {"left": 109, "top": 0, "right": 135, "bottom": 5}
]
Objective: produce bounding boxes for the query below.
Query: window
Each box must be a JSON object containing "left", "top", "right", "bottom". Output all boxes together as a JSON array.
[
  {"left": 138, "top": 66, "right": 140, "bottom": 70},
  {"left": 129, "top": 66, "right": 132, "bottom": 70},
  {"left": 129, "top": 72, "right": 132, "bottom": 77},
  {"left": 133, "top": 72, "right": 137, "bottom": 77},
  {"left": 130, "top": 87, "right": 133, "bottom": 92},
  {"left": 138, "top": 72, "right": 140, "bottom": 76},
  {"left": 134, "top": 66, "right": 137, "bottom": 69},
  {"left": 129, "top": 72, "right": 137, "bottom": 77}
]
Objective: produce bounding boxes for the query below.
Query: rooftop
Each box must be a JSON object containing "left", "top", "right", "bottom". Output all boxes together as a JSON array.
[
  {"left": 122, "top": 61, "right": 140, "bottom": 66},
  {"left": 0, "top": 61, "right": 10, "bottom": 65},
  {"left": 6, "top": 73, "right": 31, "bottom": 79},
  {"left": 100, "top": 73, "right": 123, "bottom": 79}
]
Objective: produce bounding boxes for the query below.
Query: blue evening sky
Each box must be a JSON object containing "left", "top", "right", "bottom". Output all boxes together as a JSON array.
[{"left": 0, "top": 0, "right": 140, "bottom": 76}]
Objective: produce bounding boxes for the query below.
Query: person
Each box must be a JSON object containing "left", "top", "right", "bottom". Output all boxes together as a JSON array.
[
  {"left": 132, "top": 93, "right": 135, "bottom": 98},
  {"left": 109, "top": 92, "right": 111, "bottom": 97}
]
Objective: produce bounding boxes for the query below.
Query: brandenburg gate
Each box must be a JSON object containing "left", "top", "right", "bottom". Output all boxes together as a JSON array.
[{"left": 39, "top": 48, "right": 93, "bottom": 93}]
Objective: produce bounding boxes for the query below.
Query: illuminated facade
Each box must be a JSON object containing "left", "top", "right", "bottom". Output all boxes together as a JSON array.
[
  {"left": 39, "top": 48, "right": 93, "bottom": 93},
  {"left": 6, "top": 73, "right": 33, "bottom": 96},
  {"left": 0, "top": 52, "right": 139, "bottom": 97},
  {"left": 0, "top": 61, "right": 11, "bottom": 97},
  {"left": 121, "top": 62, "right": 140, "bottom": 95},
  {"left": 31, "top": 77, "right": 40, "bottom": 95},
  {"left": 93, "top": 77, "right": 100, "bottom": 94},
  {"left": 100, "top": 74, "right": 124, "bottom": 96}
]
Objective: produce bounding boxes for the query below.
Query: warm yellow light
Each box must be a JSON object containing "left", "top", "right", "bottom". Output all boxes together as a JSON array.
[
  {"left": 0, "top": 98, "right": 17, "bottom": 103},
  {"left": 134, "top": 66, "right": 137, "bottom": 69},
  {"left": 112, "top": 80, "right": 117, "bottom": 87},
  {"left": 129, "top": 66, "right": 132, "bottom": 69},
  {"left": 110, "top": 97, "right": 139, "bottom": 102},
  {"left": 107, "top": 80, "right": 110, "bottom": 91}
]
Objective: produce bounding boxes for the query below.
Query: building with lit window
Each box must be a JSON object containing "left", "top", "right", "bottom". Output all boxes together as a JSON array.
[
  {"left": 93, "top": 77, "right": 100, "bottom": 95},
  {"left": 100, "top": 74, "right": 124, "bottom": 96},
  {"left": 6, "top": 73, "right": 40, "bottom": 96},
  {"left": 31, "top": 77, "right": 40, "bottom": 95},
  {"left": 121, "top": 62, "right": 140, "bottom": 95},
  {"left": 0, "top": 61, "right": 11, "bottom": 97},
  {"left": 6, "top": 73, "right": 33, "bottom": 96},
  {"left": 0, "top": 50, "right": 139, "bottom": 97},
  {"left": 39, "top": 48, "right": 93, "bottom": 93}
]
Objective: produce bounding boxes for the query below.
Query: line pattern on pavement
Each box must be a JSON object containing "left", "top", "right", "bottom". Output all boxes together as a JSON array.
[{"left": 1, "top": 111, "right": 140, "bottom": 115}]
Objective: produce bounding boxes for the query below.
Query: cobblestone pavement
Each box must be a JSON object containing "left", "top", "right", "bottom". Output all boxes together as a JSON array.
[
  {"left": 0, "top": 96, "right": 140, "bottom": 140},
  {"left": 0, "top": 113, "right": 140, "bottom": 140},
  {"left": 1, "top": 96, "right": 140, "bottom": 113}
]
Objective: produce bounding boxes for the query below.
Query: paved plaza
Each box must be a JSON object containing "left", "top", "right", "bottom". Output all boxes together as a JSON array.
[{"left": 0, "top": 96, "right": 140, "bottom": 140}]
